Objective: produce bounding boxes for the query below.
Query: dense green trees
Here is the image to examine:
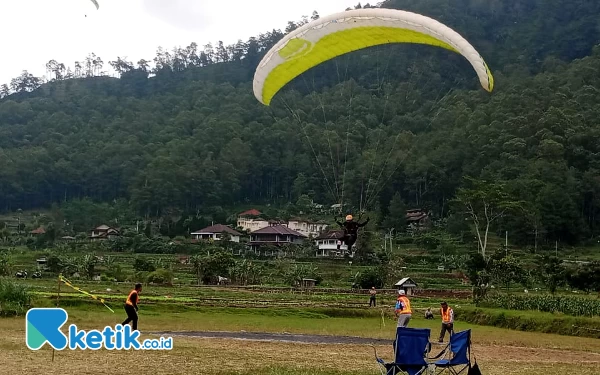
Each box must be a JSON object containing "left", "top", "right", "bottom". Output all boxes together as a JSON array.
[{"left": 1, "top": 0, "right": 600, "bottom": 247}]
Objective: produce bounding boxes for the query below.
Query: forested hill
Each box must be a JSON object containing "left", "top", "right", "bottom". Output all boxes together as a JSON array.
[{"left": 1, "top": 0, "right": 600, "bottom": 246}]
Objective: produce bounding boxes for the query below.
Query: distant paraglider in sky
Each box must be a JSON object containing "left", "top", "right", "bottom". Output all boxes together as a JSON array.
[{"left": 253, "top": 8, "right": 494, "bottom": 106}]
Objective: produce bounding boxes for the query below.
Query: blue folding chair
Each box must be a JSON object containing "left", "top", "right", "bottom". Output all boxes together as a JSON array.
[
  {"left": 428, "top": 329, "right": 473, "bottom": 375},
  {"left": 373, "top": 327, "right": 432, "bottom": 375}
]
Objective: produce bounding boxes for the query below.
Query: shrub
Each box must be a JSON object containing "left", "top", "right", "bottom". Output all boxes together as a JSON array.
[
  {"left": 105, "top": 264, "right": 129, "bottom": 282},
  {"left": 147, "top": 269, "right": 174, "bottom": 285},
  {"left": 458, "top": 307, "right": 600, "bottom": 339},
  {"left": 0, "top": 279, "right": 31, "bottom": 316},
  {"left": 357, "top": 267, "right": 384, "bottom": 289},
  {"left": 133, "top": 257, "right": 156, "bottom": 272}
]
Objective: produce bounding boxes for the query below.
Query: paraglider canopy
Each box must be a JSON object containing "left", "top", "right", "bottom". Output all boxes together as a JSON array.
[
  {"left": 90, "top": 0, "right": 99, "bottom": 10},
  {"left": 253, "top": 8, "right": 494, "bottom": 106}
]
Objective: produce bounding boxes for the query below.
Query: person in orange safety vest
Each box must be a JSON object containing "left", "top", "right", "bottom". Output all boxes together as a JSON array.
[
  {"left": 439, "top": 301, "right": 454, "bottom": 343},
  {"left": 395, "top": 290, "right": 412, "bottom": 327},
  {"left": 122, "top": 283, "right": 142, "bottom": 331}
]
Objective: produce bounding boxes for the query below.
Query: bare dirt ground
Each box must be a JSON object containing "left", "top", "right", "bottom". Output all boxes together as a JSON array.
[
  {"left": 4, "top": 329, "right": 600, "bottom": 375},
  {"left": 151, "top": 330, "right": 393, "bottom": 345},
  {"left": 152, "top": 330, "right": 600, "bottom": 366}
]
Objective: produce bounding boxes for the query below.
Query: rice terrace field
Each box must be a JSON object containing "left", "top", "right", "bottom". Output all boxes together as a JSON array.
[{"left": 2, "top": 276, "right": 600, "bottom": 375}]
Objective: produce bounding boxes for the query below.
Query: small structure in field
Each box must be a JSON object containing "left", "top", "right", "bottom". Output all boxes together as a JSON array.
[
  {"left": 394, "top": 277, "right": 418, "bottom": 296},
  {"left": 301, "top": 278, "right": 317, "bottom": 289}
]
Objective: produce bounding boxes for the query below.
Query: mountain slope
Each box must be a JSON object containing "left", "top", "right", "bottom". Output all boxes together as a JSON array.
[{"left": 0, "top": 0, "right": 599, "bottom": 245}]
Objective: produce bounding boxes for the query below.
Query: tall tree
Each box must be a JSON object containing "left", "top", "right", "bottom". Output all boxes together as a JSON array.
[
  {"left": 452, "top": 178, "right": 523, "bottom": 258},
  {"left": 384, "top": 192, "right": 407, "bottom": 232}
]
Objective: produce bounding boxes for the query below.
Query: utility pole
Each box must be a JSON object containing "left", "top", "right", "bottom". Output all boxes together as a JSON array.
[{"left": 505, "top": 231, "right": 508, "bottom": 256}]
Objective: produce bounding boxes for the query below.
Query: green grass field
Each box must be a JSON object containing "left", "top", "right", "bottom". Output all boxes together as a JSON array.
[
  {"left": 2, "top": 228, "right": 600, "bottom": 374},
  {"left": 0, "top": 274, "right": 598, "bottom": 374},
  {"left": 3, "top": 303, "right": 600, "bottom": 375}
]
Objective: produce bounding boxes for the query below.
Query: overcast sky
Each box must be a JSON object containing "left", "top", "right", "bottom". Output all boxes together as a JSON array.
[{"left": 0, "top": 0, "right": 354, "bottom": 85}]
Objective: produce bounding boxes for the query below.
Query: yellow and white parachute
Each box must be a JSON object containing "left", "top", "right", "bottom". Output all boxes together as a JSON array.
[{"left": 253, "top": 8, "right": 494, "bottom": 106}]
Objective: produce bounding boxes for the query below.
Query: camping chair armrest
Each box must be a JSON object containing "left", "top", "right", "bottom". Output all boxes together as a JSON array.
[
  {"left": 371, "top": 345, "right": 385, "bottom": 364},
  {"left": 371, "top": 346, "right": 388, "bottom": 375},
  {"left": 427, "top": 343, "right": 450, "bottom": 360}
]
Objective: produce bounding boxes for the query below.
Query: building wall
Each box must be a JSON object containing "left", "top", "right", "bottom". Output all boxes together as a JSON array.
[
  {"left": 250, "top": 234, "right": 304, "bottom": 244},
  {"left": 315, "top": 239, "right": 348, "bottom": 251},
  {"left": 315, "top": 239, "right": 351, "bottom": 257},
  {"left": 192, "top": 233, "right": 240, "bottom": 242},
  {"left": 237, "top": 218, "right": 270, "bottom": 232},
  {"left": 288, "top": 221, "right": 328, "bottom": 237}
]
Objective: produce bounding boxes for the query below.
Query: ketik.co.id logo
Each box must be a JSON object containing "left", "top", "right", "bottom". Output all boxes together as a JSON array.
[{"left": 26, "top": 308, "right": 172, "bottom": 350}]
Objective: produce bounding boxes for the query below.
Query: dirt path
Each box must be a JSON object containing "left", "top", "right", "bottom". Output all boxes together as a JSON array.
[{"left": 151, "top": 330, "right": 393, "bottom": 345}]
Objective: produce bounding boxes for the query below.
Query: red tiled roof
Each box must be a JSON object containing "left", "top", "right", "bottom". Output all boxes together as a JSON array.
[
  {"left": 251, "top": 225, "right": 306, "bottom": 237},
  {"left": 192, "top": 224, "right": 242, "bottom": 236},
  {"left": 239, "top": 209, "right": 261, "bottom": 217},
  {"left": 30, "top": 227, "right": 45, "bottom": 234}
]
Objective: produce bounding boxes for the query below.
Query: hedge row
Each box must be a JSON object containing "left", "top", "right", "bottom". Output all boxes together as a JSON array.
[
  {"left": 457, "top": 307, "right": 600, "bottom": 339},
  {"left": 480, "top": 294, "right": 600, "bottom": 317}
]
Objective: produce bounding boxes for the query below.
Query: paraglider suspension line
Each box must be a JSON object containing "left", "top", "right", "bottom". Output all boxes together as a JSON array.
[{"left": 280, "top": 99, "right": 339, "bottom": 203}]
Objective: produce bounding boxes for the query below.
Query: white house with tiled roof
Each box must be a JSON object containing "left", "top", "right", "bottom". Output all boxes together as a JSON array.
[
  {"left": 287, "top": 217, "right": 328, "bottom": 238},
  {"left": 89, "top": 225, "right": 120, "bottom": 241},
  {"left": 191, "top": 224, "right": 243, "bottom": 242},
  {"left": 236, "top": 209, "right": 270, "bottom": 232},
  {"left": 314, "top": 230, "right": 353, "bottom": 258}
]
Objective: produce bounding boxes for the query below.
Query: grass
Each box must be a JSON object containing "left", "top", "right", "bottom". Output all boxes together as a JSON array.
[{"left": 2, "top": 305, "right": 600, "bottom": 374}]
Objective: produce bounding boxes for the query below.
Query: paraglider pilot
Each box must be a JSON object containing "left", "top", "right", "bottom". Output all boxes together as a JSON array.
[{"left": 335, "top": 214, "right": 369, "bottom": 253}]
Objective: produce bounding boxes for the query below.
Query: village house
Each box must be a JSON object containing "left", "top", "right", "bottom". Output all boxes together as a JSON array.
[
  {"left": 190, "top": 224, "right": 243, "bottom": 242},
  {"left": 29, "top": 227, "right": 46, "bottom": 236},
  {"left": 314, "top": 230, "right": 353, "bottom": 258},
  {"left": 236, "top": 209, "right": 271, "bottom": 232},
  {"left": 287, "top": 217, "right": 328, "bottom": 238},
  {"left": 406, "top": 209, "right": 431, "bottom": 232},
  {"left": 249, "top": 225, "right": 306, "bottom": 254},
  {"left": 236, "top": 208, "right": 329, "bottom": 238},
  {"left": 89, "top": 225, "right": 120, "bottom": 241}
]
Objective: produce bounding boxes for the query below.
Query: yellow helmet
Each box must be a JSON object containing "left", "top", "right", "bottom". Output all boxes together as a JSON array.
[{"left": 346, "top": 214, "right": 353, "bottom": 221}]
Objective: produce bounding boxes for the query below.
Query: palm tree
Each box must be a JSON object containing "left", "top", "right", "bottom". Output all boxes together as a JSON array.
[{"left": 80, "top": 254, "right": 98, "bottom": 280}]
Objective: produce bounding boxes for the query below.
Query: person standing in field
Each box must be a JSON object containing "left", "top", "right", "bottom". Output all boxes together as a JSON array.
[
  {"left": 122, "top": 283, "right": 142, "bottom": 331},
  {"left": 369, "top": 287, "right": 377, "bottom": 307},
  {"left": 439, "top": 301, "right": 454, "bottom": 343},
  {"left": 395, "top": 290, "right": 412, "bottom": 327}
]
